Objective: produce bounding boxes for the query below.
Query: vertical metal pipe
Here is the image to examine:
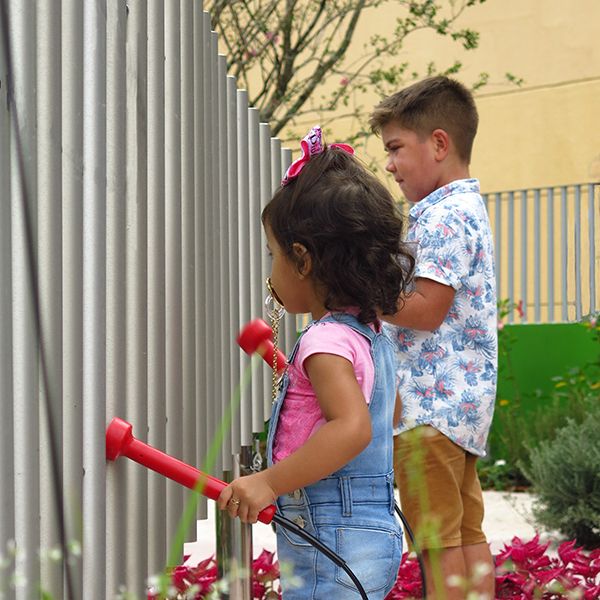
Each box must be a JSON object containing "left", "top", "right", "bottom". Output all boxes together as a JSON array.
[
  {"left": 180, "top": 0, "right": 199, "bottom": 549},
  {"left": 494, "top": 193, "right": 502, "bottom": 301},
  {"left": 227, "top": 76, "right": 241, "bottom": 460},
  {"left": 259, "top": 123, "right": 273, "bottom": 418},
  {"left": 8, "top": 2, "right": 41, "bottom": 595},
  {"left": 270, "top": 139, "right": 291, "bottom": 351},
  {"left": 239, "top": 446, "right": 255, "bottom": 599},
  {"left": 248, "top": 108, "right": 265, "bottom": 433},
  {"left": 37, "top": 0, "right": 63, "bottom": 595},
  {"left": 216, "top": 454, "right": 252, "bottom": 600},
  {"left": 194, "top": 7, "right": 208, "bottom": 520},
  {"left": 236, "top": 91, "right": 256, "bottom": 592},
  {"left": 574, "top": 185, "right": 582, "bottom": 320},
  {"left": 280, "top": 147, "right": 297, "bottom": 351},
  {"left": 588, "top": 184, "right": 597, "bottom": 314},
  {"left": 210, "top": 34, "right": 225, "bottom": 476},
  {"left": 105, "top": 2, "right": 129, "bottom": 596},
  {"left": 165, "top": 0, "right": 184, "bottom": 550},
  {"left": 507, "top": 191, "right": 514, "bottom": 320},
  {"left": 202, "top": 14, "right": 216, "bottom": 484},
  {"left": 122, "top": 1, "right": 149, "bottom": 596},
  {"left": 237, "top": 91, "right": 253, "bottom": 448},
  {"left": 534, "top": 189, "right": 541, "bottom": 322},
  {"left": 270, "top": 138, "right": 281, "bottom": 193},
  {"left": 213, "top": 39, "right": 234, "bottom": 595},
  {"left": 0, "top": 10, "right": 15, "bottom": 567},
  {"left": 225, "top": 71, "right": 254, "bottom": 585},
  {"left": 147, "top": 0, "right": 167, "bottom": 575},
  {"left": 82, "top": 0, "right": 107, "bottom": 595},
  {"left": 218, "top": 54, "right": 232, "bottom": 470},
  {"left": 181, "top": 0, "right": 196, "bottom": 490},
  {"left": 520, "top": 190, "right": 528, "bottom": 322},
  {"left": 61, "top": 1, "right": 84, "bottom": 595},
  {"left": 547, "top": 188, "right": 555, "bottom": 322},
  {"left": 560, "top": 187, "right": 568, "bottom": 321}
]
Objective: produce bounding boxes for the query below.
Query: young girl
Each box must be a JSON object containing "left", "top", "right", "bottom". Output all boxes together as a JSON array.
[{"left": 218, "top": 126, "right": 415, "bottom": 598}]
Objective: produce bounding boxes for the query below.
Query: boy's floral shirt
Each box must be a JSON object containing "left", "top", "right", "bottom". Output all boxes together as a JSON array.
[{"left": 386, "top": 179, "right": 497, "bottom": 456}]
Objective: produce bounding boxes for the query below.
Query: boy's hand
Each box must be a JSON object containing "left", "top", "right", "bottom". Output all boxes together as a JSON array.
[{"left": 217, "top": 472, "right": 277, "bottom": 524}]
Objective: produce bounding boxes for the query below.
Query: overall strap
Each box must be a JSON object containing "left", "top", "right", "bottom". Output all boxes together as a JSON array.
[{"left": 318, "top": 312, "right": 377, "bottom": 343}]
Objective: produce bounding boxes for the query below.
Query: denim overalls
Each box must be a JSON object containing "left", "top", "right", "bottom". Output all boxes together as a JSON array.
[{"left": 267, "top": 313, "right": 402, "bottom": 599}]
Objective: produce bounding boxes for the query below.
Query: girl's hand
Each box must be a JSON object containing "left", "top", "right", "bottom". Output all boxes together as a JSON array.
[{"left": 217, "top": 472, "right": 277, "bottom": 524}]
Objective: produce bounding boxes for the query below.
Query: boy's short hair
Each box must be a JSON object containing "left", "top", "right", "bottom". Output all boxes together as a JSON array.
[{"left": 369, "top": 75, "right": 478, "bottom": 164}]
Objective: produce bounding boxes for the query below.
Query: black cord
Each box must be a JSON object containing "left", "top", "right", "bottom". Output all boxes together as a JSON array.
[
  {"left": 395, "top": 502, "right": 427, "bottom": 598},
  {"left": 0, "top": 3, "right": 75, "bottom": 598},
  {"left": 272, "top": 513, "right": 369, "bottom": 600}
]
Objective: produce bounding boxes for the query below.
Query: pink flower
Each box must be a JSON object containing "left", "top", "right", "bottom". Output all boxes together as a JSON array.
[{"left": 340, "top": 77, "right": 350, "bottom": 86}]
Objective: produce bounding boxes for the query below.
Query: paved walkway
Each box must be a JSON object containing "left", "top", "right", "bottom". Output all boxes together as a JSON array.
[{"left": 184, "top": 490, "right": 549, "bottom": 565}]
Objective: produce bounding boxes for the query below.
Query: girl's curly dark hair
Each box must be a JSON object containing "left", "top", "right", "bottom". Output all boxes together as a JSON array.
[{"left": 262, "top": 147, "right": 415, "bottom": 323}]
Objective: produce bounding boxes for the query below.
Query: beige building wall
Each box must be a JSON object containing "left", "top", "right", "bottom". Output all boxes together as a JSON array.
[{"left": 309, "top": 0, "right": 600, "bottom": 194}]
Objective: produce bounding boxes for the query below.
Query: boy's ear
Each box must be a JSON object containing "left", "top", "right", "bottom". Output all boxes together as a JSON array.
[
  {"left": 292, "top": 243, "right": 312, "bottom": 278},
  {"left": 431, "top": 128, "right": 450, "bottom": 160}
]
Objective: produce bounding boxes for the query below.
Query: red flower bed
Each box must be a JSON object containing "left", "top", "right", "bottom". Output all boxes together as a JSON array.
[{"left": 150, "top": 536, "right": 600, "bottom": 599}]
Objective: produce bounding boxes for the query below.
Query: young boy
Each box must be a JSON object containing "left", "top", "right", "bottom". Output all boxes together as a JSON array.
[{"left": 369, "top": 76, "right": 497, "bottom": 599}]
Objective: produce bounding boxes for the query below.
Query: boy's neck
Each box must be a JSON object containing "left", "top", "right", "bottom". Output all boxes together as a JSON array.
[
  {"left": 414, "top": 165, "right": 471, "bottom": 204},
  {"left": 439, "top": 158, "right": 470, "bottom": 187},
  {"left": 424, "top": 162, "right": 470, "bottom": 199}
]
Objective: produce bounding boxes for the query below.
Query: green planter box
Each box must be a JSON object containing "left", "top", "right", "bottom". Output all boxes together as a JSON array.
[
  {"left": 488, "top": 321, "right": 599, "bottom": 465},
  {"left": 497, "top": 322, "right": 599, "bottom": 404}
]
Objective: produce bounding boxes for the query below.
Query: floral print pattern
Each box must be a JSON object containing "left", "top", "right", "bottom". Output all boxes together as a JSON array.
[{"left": 387, "top": 179, "right": 497, "bottom": 456}]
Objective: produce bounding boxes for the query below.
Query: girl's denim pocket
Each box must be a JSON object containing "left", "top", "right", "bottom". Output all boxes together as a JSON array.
[{"left": 330, "top": 525, "right": 402, "bottom": 595}]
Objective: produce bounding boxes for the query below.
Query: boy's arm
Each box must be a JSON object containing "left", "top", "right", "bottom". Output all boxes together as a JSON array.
[{"left": 383, "top": 277, "right": 455, "bottom": 331}]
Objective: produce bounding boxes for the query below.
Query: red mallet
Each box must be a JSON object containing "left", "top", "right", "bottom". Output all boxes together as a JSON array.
[
  {"left": 106, "top": 417, "right": 276, "bottom": 524},
  {"left": 237, "top": 318, "right": 286, "bottom": 374}
]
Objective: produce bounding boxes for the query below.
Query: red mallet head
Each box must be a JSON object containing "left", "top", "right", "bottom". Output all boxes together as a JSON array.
[
  {"left": 237, "top": 318, "right": 286, "bottom": 374},
  {"left": 106, "top": 416, "right": 133, "bottom": 461}
]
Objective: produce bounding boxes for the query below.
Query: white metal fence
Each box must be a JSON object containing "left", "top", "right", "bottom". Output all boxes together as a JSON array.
[
  {"left": 0, "top": 2, "right": 295, "bottom": 598},
  {"left": 484, "top": 183, "right": 599, "bottom": 323}
]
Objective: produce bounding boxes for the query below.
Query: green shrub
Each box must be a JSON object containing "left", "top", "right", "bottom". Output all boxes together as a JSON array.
[{"left": 521, "top": 411, "right": 600, "bottom": 549}]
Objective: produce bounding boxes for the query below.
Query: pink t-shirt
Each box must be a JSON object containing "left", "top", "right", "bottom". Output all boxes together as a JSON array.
[{"left": 272, "top": 318, "right": 375, "bottom": 463}]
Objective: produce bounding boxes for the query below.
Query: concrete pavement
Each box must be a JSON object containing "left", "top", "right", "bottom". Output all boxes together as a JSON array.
[{"left": 183, "top": 490, "right": 549, "bottom": 565}]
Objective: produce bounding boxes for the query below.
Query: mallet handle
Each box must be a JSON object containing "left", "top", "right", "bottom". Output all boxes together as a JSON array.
[{"left": 106, "top": 417, "right": 276, "bottom": 524}]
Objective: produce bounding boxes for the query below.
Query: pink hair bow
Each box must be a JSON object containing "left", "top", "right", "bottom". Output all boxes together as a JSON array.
[{"left": 281, "top": 125, "right": 354, "bottom": 186}]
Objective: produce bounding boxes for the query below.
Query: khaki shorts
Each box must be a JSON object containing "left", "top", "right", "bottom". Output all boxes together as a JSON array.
[{"left": 394, "top": 426, "right": 487, "bottom": 550}]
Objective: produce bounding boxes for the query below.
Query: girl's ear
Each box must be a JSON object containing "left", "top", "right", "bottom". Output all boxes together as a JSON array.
[{"left": 292, "top": 243, "right": 312, "bottom": 278}]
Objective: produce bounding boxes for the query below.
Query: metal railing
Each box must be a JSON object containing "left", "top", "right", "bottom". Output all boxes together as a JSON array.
[
  {"left": 0, "top": 2, "right": 294, "bottom": 598},
  {"left": 484, "top": 183, "right": 599, "bottom": 323}
]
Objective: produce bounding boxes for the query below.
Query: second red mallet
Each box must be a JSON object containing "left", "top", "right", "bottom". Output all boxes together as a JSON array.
[{"left": 237, "top": 318, "right": 287, "bottom": 374}]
